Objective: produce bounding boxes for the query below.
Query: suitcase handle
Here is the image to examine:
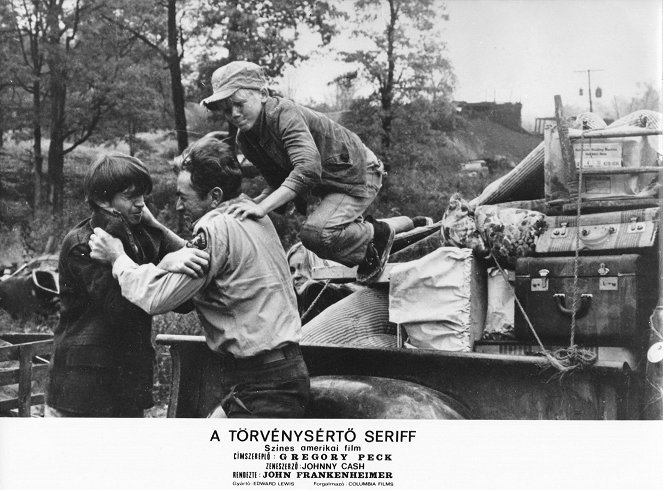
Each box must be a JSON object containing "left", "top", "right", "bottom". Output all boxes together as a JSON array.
[
  {"left": 553, "top": 293, "right": 593, "bottom": 318},
  {"left": 578, "top": 226, "right": 616, "bottom": 247}
]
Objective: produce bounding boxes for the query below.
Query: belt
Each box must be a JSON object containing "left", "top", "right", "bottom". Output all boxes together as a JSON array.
[{"left": 219, "top": 343, "right": 302, "bottom": 369}]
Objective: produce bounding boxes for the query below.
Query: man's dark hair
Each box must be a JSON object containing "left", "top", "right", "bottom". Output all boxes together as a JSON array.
[
  {"left": 180, "top": 136, "right": 242, "bottom": 200},
  {"left": 84, "top": 153, "right": 152, "bottom": 209}
]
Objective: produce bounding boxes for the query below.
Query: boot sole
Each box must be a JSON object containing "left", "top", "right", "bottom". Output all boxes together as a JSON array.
[{"left": 356, "top": 227, "right": 395, "bottom": 284}]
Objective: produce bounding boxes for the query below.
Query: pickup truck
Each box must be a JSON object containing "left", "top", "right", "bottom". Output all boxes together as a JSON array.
[
  {"left": 155, "top": 242, "right": 663, "bottom": 422},
  {"left": 155, "top": 104, "right": 663, "bottom": 421}
]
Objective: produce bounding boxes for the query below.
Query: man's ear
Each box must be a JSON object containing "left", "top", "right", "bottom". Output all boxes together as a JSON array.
[
  {"left": 259, "top": 87, "right": 269, "bottom": 102},
  {"left": 209, "top": 187, "right": 224, "bottom": 207}
]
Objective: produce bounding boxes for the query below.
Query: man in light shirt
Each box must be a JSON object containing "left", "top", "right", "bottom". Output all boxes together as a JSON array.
[{"left": 89, "top": 136, "right": 309, "bottom": 418}]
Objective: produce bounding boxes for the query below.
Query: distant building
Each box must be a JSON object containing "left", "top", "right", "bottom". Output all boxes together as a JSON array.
[{"left": 454, "top": 101, "right": 523, "bottom": 132}]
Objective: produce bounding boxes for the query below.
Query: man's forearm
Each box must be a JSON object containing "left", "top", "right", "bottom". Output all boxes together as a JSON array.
[
  {"left": 253, "top": 187, "right": 274, "bottom": 204},
  {"left": 257, "top": 186, "right": 297, "bottom": 214},
  {"left": 151, "top": 219, "right": 186, "bottom": 248},
  {"left": 112, "top": 254, "right": 205, "bottom": 315}
]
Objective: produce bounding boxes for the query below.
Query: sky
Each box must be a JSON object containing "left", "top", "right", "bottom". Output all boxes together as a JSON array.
[{"left": 281, "top": 0, "right": 662, "bottom": 129}]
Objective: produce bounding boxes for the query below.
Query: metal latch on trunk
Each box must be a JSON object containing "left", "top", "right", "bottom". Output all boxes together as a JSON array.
[
  {"left": 531, "top": 269, "right": 549, "bottom": 291},
  {"left": 551, "top": 222, "right": 568, "bottom": 238},
  {"left": 627, "top": 216, "right": 646, "bottom": 233}
]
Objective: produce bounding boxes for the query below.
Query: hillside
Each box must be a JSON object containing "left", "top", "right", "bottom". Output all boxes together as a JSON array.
[
  {"left": 451, "top": 118, "right": 542, "bottom": 165},
  {"left": 370, "top": 118, "right": 543, "bottom": 221}
]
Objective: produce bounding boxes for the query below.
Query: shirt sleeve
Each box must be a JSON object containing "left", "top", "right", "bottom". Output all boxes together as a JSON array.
[
  {"left": 111, "top": 254, "right": 206, "bottom": 315},
  {"left": 277, "top": 105, "right": 322, "bottom": 195}
]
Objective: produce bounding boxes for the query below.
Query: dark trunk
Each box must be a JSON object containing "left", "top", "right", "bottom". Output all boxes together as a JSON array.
[
  {"left": 32, "top": 80, "right": 43, "bottom": 209},
  {"left": 380, "top": 0, "right": 397, "bottom": 152},
  {"left": 128, "top": 119, "right": 136, "bottom": 156},
  {"left": 47, "top": 75, "right": 66, "bottom": 214},
  {"left": 168, "top": 0, "right": 187, "bottom": 154},
  {"left": 46, "top": 2, "right": 67, "bottom": 215},
  {"left": 29, "top": 0, "right": 44, "bottom": 209}
]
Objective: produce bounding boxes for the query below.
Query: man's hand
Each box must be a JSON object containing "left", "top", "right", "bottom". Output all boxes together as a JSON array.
[
  {"left": 224, "top": 200, "right": 266, "bottom": 221},
  {"left": 158, "top": 248, "right": 210, "bottom": 278},
  {"left": 89, "top": 227, "right": 125, "bottom": 264}
]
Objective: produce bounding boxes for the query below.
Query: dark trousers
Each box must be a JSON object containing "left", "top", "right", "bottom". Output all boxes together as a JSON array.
[{"left": 213, "top": 344, "right": 310, "bottom": 418}]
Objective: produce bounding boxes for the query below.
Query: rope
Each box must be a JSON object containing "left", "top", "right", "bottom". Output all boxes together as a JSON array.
[
  {"left": 490, "top": 252, "right": 570, "bottom": 372},
  {"left": 569, "top": 133, "right": 584, "bottom": 346},
  {"left": 549, "top": 131, "right": 597, "bottom": 372},
  {"left": 300, "top": 280, "right": 332, "bottom": 323},
  {"left": 492, "top": 253, "right": 597, "bottom": 373},
  {"left": 490, "top": 133, "right": 598, "bottom": 374}
]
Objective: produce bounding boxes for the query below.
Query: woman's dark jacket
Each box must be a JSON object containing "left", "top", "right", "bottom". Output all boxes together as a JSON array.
[{"left": 47, "top": 209, "right": 181, "bottom": 416}]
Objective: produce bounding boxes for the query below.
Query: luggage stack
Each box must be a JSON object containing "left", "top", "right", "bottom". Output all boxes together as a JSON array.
[
  {"left": 308, "top": 103, "right": 662, "bottom": 362},
  {"left": 474, "top": 104, "right": 662, "bottom": 360}
]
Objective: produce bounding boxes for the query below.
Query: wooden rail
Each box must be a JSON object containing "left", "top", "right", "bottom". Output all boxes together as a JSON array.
[
  {"left": 569, "top": 128, "right": 662, "bottom": 139},
  {"left": 581, "top": 167, "right": 662, "bottom": 175},
  {"left": 0, "top": 336, "right": 53, "bottom": 416}
]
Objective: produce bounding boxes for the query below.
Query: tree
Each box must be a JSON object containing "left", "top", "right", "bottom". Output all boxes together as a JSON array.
[
  {"left": 5, "top": 0, "right": 47, "bottom": 206},
  {"left": 187, "top": 0, "right": 338, "bottom": 146},
  {"left": 91, "top": 47, "right": 173, "bottom": 156},
  {"left": 42, "top": 0, "right": 133, "bottom": 213},
  {"left": 341, "top": 0, "right": 453, "bottom": 153},
  {"left": 101, "top": 0, "right": 190, "bottom": 154},
  {"left": 604, "top": 82, "right": 662, "bottom": 120},
  {"left": 6, "top": 0, "right": 166, "bottom": 213},
  {"left": 191, "top": 0, "right": 336, "bottom": 75}
]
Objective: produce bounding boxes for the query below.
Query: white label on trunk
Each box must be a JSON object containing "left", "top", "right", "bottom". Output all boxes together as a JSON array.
[{"left": 573, "top": 141, "right": 622, "bottom": 168}]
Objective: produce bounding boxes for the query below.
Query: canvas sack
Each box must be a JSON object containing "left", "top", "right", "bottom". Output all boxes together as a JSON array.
[{"left": 389, "top": 247, "right": 487, "bottom": 352}]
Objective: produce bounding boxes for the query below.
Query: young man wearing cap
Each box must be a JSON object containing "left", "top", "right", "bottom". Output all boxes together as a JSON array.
[
  {"left": 200, "top": 61, "right": 394, "bottom": 284},
  {"left": 88, "top": 137, "right": 309, "bottom": 418}
]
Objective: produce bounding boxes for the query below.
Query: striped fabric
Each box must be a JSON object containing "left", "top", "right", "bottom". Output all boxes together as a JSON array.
[
  {"left": 469, "top": 142, "right": 545, "bottom": 207},
  {"left": 301, "top": 287, "right": 397, "bottom": 348},
  {"left": 570, "top": 112, "right": 608, "bottom": 130},
  {"left": 608, "top": 110, "right": 662, "bottom": 130}
]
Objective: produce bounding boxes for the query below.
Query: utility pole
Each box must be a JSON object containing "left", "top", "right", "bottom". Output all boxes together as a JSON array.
[{"left": 574, "top": 69, "right": 604, "bottom": 112}]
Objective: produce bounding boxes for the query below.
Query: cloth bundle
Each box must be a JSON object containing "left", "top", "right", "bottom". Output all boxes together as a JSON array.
[
  {"left": 474, "top": 205, "right": 547, "bottom": 268},
  {"left": 441, "top": 193, "right": 487, "bottom": 254}
]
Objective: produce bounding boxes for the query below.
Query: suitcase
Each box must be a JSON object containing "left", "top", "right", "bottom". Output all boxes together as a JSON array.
[
  {"left": 514, "top": 254, "right": 657, "bottom": 347},
  {"left": 535, "top": 207, "right": 659, "bottom": 254}
]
